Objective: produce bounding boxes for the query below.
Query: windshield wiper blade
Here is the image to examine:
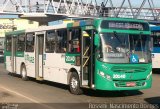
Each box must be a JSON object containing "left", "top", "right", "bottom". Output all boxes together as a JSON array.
[{"left": 113, "top": 31, "right": 123, "bottom": 45}]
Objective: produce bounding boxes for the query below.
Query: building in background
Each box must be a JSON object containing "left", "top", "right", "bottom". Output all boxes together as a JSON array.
[{"left": 0, "top": 18, "right": 39, "bottom": 52}]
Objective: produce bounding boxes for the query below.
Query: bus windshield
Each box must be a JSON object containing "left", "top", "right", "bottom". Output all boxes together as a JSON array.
[{"left": 99, "top": 33, "right": 151, "bottom": 63}]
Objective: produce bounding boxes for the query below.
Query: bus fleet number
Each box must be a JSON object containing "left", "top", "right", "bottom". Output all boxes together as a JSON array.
[
  {"left": 65, "top": 56, "right": 75, "bottom": 62},
  {"left": 113, "top": 74, "right": 126, "bottom": 79}
]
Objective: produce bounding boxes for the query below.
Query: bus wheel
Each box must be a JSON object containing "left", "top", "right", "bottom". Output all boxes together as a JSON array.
[
  {"left": 8, "top": 72, "right": 12, "bottom": 76},
  {"left": 21, "top": 65, "right": 28, "bottom": 81},
  {"left": 69, "top": 72, "right": 83, "bottom": 95}
]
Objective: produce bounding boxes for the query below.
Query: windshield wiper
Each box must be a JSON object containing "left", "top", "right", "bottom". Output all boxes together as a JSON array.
[{"left": 113, "top": 31, "right": 123, "bottom": 45}]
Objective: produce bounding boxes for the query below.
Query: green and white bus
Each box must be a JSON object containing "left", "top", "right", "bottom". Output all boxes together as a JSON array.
[{"left": 4, "top": 18, "right": 152, "bottom": 95}]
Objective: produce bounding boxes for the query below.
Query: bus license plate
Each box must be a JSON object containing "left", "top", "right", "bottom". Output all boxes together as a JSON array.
[{"left": 126, "top": 82, "right": 136, "bottom": 87}]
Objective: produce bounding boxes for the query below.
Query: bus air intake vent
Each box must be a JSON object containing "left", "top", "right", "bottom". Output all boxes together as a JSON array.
[{"left": 111, "top": 66, "right": 147, "bottom": 73}]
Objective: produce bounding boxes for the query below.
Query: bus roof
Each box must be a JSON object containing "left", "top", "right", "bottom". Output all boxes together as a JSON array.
[
  {"left": 101, "top": 17, "right": 147, "bottom": 22},
  {"left": 5, "top": 30, "right": 25, "bottom": 36},
  {"left": 5, "top": 23, "right": 67, "bottom": 35},
  {"left": 67, "top": 17, "right": 148, "bottom": 28},
  {"left": 150, "top": 26, "right": 160, "bottom": 32}
]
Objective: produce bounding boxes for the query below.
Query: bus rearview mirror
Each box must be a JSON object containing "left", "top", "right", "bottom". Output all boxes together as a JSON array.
[{"left": 94, "top": 34, "right": 100, "bottom": 47}]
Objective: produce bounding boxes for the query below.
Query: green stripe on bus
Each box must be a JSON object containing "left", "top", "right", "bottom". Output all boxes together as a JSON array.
[
  {"left": 16, "top": 52, "right": 24, "bottom": 57},
  {"left": 4, "top": 51, "right": 24, "bottom": 57},
  {"left": 5, "top": 30, "right": 25, "bottom": 36}
]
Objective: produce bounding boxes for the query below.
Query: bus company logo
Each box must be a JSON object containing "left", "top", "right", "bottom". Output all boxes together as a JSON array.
[
  {"left": 65, "top": 56, "right": 75, "bottom": 63},
  {"left": 25, "top": 54, "right": 34, "bottom": 63}
]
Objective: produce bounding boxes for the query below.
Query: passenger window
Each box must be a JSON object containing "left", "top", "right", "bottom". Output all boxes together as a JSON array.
[
  {"left": 68, "top": 28, "right": 81, "bottom": 53},
  {"left": 6, "top": 36, "right": 11, "bottom": 51},
  {"left": 26, "top": 33, "right": 35, "bottom": 52},
  {"left": 17, "top": 34, "right": 25, "bottom": 52},
  {"left": 45, "top": 31, "right": 56, "bottom": 53},
  {"left": 56, "top": 29, "right": 67, "bottom": 53}
]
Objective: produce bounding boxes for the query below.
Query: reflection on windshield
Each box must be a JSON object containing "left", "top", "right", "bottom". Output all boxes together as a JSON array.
[{"left": 99, "top": 33, "right": 151, "bottom": 64}]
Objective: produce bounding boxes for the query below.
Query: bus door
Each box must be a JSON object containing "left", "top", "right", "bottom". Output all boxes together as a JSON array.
[
  {"left": 11, "top": 36, "right": 17, "bottom": 73},
  {"left": 35, "top": 32, "right": 45, "bottom": 79},
  {"left": 81, "top": 29, "right": 94, "bottom": 87}
]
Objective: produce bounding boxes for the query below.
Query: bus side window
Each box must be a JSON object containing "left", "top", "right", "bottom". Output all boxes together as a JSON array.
[
  {"left": 68, "top": 28, "right": 81, "bottom": 53},
  {"left": 45, "top": 31, "right": 56, "bottom": 53},
  {"left": 26, "top": 33, "right": 35, "bottom": 52},
  {"left": 56, "top": 29, "right": 67, "bottom": 53},
  {"left": 6, "top": 36, "right": 11, "bottom": 51},
  {"left": 17, "top": 34, "right": 25, "bottom": 52}
]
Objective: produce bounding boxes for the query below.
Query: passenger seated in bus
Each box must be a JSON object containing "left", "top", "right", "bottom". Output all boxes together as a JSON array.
[
  {"left": 62, "top": 47, "right": 66, "bottom": 52},
  {"left": 69, "top": 40, "right": 80, "bottom": 53}
]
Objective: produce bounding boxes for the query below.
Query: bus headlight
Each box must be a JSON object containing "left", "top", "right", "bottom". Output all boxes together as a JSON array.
[
  {"left": 99, "top": 71, "right": 105, "bottom": 77},
  {"left": 147, "top": 71, "right": 152, "bottom": 79},
  {"left": 98, "top": 71, "right": 112, "bottom": 80},
  {"left": 106, "top": 74, "right": 111, "bottom": 81}
]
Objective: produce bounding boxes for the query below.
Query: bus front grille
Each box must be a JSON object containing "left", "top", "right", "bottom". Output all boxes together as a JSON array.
[{"left": 111, "top": 66, "right": 147, "bottom": 73}]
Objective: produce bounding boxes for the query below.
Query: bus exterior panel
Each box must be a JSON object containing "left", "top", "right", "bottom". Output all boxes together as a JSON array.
[
  {"left": 92, "top": 18, "right": 152, "bottom": 90},
  {"left": 5, "top": 30, "right": 25, "bottom": 75},
  {"left": 24, "top": 52, "right": 36, "bottom": 78},
  {"left": 5, "top": 50, "right": 12, "bottom": 72},
  {"left": 151, "top": 26, "right": 160, "bottom": 69},
  {"left": 152, "top": 53, "right": 160, "bottom": 68},
  {"left": 43, "top": 53, "right": 81, "bottom": 84},
  {"left": 95, "top": 61, "right": 152, "bottom": 90},
  {"left": 15, "top": 52, "right": 25, "bottom": 75}
]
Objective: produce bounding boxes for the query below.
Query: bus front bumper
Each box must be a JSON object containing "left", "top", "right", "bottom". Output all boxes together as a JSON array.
[{"left": 94, "top": 75, "right": 152, "bottom": 91}]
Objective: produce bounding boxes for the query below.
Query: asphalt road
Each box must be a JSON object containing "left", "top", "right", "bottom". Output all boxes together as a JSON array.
[{"left": 0, "top": 63, "right": 160, "bottom": 109}]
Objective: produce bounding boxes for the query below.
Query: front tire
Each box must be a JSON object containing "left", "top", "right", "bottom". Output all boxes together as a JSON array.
[
  {"left": 69, "top": 72, "right": 83, "bottom": 95},
  {"left": 8, "top": 72, "right": 12, "bottom": 76},
  {"left": 21, "top": 65, "right": 28, "bottom": 81}
]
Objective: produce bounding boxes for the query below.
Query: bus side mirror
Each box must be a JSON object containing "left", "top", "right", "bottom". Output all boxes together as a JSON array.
[{"left": 94, "top": 34, "right": 100, "bottom": 47}]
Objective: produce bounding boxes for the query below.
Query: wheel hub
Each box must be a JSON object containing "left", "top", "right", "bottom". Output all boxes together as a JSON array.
[{"left": 71, "top": 77, "right": 78, "bottom": 89}]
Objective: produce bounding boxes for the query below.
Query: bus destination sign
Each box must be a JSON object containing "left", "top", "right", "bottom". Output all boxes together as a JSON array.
[
  {"left": 100, "top": 20, "right": 149, "bottom": 30},
  {"left": 108, "top": 22, "right": 143, "bottom": 30}
]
